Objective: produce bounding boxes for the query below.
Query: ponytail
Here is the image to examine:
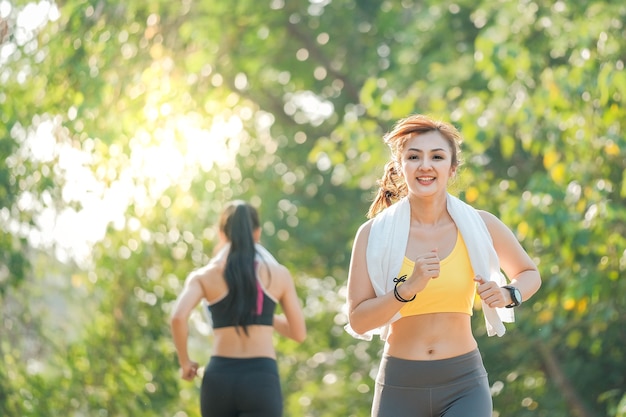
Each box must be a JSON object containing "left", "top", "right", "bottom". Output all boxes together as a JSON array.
[
  {"left": 367, "top": 161, "right": 407, "bottom": 218},
  {"left": 221, "top": 201, "right": 260, "bottom": 335}
]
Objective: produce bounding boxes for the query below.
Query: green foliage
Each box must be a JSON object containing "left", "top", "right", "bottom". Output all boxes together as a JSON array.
[{"left": 1, "top": 0, "right": 625, "bottom": 416}]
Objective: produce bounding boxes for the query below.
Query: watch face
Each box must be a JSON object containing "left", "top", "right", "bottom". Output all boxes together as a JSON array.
[{"left": 505, "top": 286, "right": 522, "bottom": 307}]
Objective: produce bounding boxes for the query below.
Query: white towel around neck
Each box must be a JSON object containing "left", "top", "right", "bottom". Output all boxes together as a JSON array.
[
  {"left": 212, "top": 242, "right": 279, "bottom": 266},
  {"left": 345, "top": 193, "right": 514, "bottom": 341}
]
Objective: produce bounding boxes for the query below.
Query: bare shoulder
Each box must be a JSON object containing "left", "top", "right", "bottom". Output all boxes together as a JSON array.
[
  {"left": 477, "top": 210, "right": 508, "bottom": 231},
  {"left": 193, "top": 259, "right": 223, "bottom": 279},
  {"left": 355, "top": 218, "right": 374, "bottom": 241},
  {"left": 477, "top": 209, "right": 499, "bottom": 224},
  {"left": 349, "top": 218, "right": 374, "bottom": 254},
  {"left": 476, "top": 209, "right": 517, "bottom": 242},
  {"left": 185, "top": 259, "right": 225, "bottom": 296},
  {"left": 267, "top": 262, "right": 292, "bottom": 282},
  {"left": 359, "top": 218, "right": 374, "bottom": 233},
  {"left": 260, "top": 262, "right": 295, "bottom": 301}
]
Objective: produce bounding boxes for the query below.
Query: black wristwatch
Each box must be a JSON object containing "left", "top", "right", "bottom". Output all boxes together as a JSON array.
[{"left": 503, "top": 285, "right": 522, "bottom": 308}]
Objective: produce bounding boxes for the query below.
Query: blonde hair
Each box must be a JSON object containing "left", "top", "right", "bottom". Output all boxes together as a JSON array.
[{"left": 367, "top": 114, "right": 463, "bottom": 218}]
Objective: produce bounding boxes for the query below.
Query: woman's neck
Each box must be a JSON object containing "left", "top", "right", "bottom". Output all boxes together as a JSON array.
[{"left": 408, "top": 193, "right": 450, "bottom": 226}]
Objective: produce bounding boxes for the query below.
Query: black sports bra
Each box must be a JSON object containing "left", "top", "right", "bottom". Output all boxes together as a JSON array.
[{"left": 208, "top": 279, "right": 276, "bottom": 329}]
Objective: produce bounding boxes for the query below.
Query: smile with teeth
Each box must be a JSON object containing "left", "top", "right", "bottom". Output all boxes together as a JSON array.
[{"left": 417, "top": 176, "right": 436, "bottom": 184}]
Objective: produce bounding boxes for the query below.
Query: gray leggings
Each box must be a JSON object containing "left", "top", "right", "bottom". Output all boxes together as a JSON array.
[{"left": 372, "top": 349, "right": 492, "bottom": 417}]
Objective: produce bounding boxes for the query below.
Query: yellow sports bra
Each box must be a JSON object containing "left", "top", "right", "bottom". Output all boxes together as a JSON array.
[{"left": 397, "top": 231, "right": 476, "bottom": 317}]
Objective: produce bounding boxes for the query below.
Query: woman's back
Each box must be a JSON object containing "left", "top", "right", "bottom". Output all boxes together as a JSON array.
[
  {"left": 200, "top": 254, "right": 295, "bottom": 358},
  {"left": 170, "top": 201, "right": 305, "bottom": 417}
]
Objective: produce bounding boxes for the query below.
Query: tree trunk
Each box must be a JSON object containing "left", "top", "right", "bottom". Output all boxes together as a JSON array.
[{"left": 536, "top": 340, "right": 597, "bottom": 417}]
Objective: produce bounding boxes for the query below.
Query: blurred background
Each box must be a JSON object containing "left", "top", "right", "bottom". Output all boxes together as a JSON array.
[{"left": 1, "top": 0, "right": 625, "bottom": 416}]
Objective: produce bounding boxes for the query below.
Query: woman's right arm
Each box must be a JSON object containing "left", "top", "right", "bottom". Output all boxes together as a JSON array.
[
  {"left": 274, "top": 265, "right": 307, "bottom": 343},
  {"left": 170, "top": 272, "right": 204, "bottom": 380},
  {"left": 347, "top": 221, "right": 426, "bottom": 335}
]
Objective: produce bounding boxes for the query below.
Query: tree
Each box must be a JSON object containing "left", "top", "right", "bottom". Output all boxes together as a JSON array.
[{"left": 1, "top": 0, "right": 624, "bottom": 416}]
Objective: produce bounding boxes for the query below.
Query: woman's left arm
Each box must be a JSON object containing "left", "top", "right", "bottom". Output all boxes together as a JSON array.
[{"left": 475, "top": 210, "right": 542, "bottom": 308}]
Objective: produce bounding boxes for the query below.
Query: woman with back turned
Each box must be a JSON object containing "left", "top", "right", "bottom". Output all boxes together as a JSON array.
[
  {"left": 346, "top": 114, "right": 541, "bottom": 416},
  {"left": 171, "top": 200, "right": 306, "bottom": 417}
]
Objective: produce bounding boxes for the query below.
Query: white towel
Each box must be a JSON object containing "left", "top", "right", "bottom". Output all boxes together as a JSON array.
[
  {"left": 211, "top": 242, "right": 280, "bottom": 266},
  {"left": 253, "top": 243, "right": 280, "bottom": 266},
  {"left": 345, "top": 193, "right": 514, "bottom": 340}
]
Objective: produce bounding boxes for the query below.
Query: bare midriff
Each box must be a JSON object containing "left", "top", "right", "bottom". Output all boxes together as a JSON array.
[
  {"left": 384, "top": 313, "right": 477, "bottom": 360},
  {"left": 211, "top": 325, "right": 276, "bottom": 359}
]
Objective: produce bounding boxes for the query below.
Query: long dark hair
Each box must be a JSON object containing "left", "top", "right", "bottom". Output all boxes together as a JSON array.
[{"left": 219, "top": 200, "right": 260, "bottom": 335}]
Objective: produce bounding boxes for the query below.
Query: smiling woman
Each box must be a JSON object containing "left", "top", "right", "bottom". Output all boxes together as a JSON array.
[{"left": 346, "top": 113, "right": 541, "bottom": 417}]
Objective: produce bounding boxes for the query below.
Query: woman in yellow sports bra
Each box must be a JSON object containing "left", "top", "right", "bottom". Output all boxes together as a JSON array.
[{"left": 346, "top": 114, "right": 542, "bottom": 417}]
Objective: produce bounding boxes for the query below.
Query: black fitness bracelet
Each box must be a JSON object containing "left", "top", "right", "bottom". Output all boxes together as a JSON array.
[{"left": 393, "top": 275, "right": 416, "bottom": 303}]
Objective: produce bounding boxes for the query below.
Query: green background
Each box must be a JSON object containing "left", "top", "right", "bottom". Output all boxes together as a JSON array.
[{"left": 1, "top": 0, "right": 625, "bottom": 416}]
